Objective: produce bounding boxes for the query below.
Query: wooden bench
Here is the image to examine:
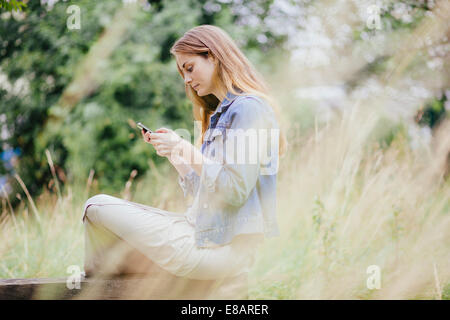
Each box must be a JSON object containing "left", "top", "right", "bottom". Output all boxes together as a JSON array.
[
  {"left": 0, "top": 273, "right": 248, "bottom": 299},
  {"left": 0, "top": 246, "right": 248, "bottom": 299},
  {"left": 0, "top": 236, "right": 249, "bottom": 299}
]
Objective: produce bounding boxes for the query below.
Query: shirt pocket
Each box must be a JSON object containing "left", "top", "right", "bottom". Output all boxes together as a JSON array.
[{"left": 203, "top": 125, "right": 228, "bottom": 161}]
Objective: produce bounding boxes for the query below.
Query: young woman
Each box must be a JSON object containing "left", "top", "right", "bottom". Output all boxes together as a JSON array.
[{"left": 82, "top": 25, "right": 287, "bottom": 282}]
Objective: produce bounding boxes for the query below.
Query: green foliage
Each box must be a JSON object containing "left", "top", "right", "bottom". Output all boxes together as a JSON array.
[
  {"left": 367, "top": 117, "right": 407, "bottom": 150},
  {"left": 0, "top": 0, "right": 26, "bottom": 12},
  {"left": 354, "top": 0, "right": 433, "bottom": 39},
  {"left": 415, "top": 94, "right": 449, "bottom": 129},
  {"left": 443, "top": 283, "right": 450, "bottom": 300},
  {"left": 351, "top": 0, "right": 436, "bottom": 82},
  {"left": 0, "top": 0, "right": 288, "bottom": 205},
  {"left": 379, "top": 0, "right": 432, "bottom": 31}
]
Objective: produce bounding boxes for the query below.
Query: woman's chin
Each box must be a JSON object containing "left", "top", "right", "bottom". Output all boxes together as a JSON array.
[{"left": 194, "top": 88, "right": 209, "bottom": 97}]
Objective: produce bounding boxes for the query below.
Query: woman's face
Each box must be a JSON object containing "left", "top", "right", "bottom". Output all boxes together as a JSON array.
[{"left": 175, "top": 52, "right": 217, "bottom": 97}]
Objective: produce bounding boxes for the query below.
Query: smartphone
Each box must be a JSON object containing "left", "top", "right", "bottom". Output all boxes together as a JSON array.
[{"left": 137, "top": 122, "right": 153, "bottom": 134}]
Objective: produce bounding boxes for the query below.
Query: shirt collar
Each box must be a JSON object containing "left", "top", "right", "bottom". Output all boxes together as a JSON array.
[{"left": 211, "top": 88, "right": 244, "bottom": 118}]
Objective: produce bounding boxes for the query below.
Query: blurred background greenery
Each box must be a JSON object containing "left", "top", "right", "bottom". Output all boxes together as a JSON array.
[
  {"left": 1, "top": 0, "right": 448, "bottom": 204},
  {"left": 0, "top": 0, "right": 295, "bottom": 202},
  {"left": 0, "top": 0, "right": 449, "bottom": 299}
]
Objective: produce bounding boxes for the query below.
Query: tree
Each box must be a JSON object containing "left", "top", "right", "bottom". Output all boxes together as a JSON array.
[
  {"left": 0, "top": 0, "right": 289, "bottom": 207},
  {"left": 0, "top": 0, "right": 27, "bottom": 12}
]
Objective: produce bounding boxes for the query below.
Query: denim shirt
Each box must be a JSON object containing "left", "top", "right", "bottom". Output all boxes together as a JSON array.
[{"left": 178, "top": 90, "right": 280, "bottom": 248}]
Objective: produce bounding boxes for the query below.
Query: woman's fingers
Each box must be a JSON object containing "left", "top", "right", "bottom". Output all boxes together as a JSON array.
[
  {"left": 143, "top": 128, "right": 179, "bottom": 158},
  {"left": 149, "top": 138, "right": 161, "bottom": 146},
  {"left": 143, "top": 131, "right": 152, "bottom": 143},
  {"left": 142, "top": 130, "right": 168, "bottom": 155},
  {"left": 149, "top": 135, "right": 171, "bottom": 145},
  {"left": 155, "top": 127, "right": 170, "bottom": 133},
  {"left": 149, "top": 132, "right": 167, "bottom": 140}
]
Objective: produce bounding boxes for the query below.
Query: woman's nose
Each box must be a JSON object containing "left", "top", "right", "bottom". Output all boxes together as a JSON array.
[{"left": 184, "top": 76, "right": 192, "bottom": 85}]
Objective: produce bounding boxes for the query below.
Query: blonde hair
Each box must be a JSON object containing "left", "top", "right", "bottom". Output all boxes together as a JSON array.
[{"left": 170, "top": 24, "right": 288, "bottom": 156}]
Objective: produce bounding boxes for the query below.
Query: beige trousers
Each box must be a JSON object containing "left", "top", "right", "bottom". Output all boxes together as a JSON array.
[{"left": 82, "top": 194, "right": 261, "bottom": 280}]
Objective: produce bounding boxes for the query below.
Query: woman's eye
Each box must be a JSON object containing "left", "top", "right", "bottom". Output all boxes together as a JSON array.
[{"left": 187, "top": 67, "right": 193, "bottom": 72}]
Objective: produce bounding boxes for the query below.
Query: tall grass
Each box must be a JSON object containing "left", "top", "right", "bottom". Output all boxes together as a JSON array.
[
  {"left": 248, "top": 104, "right": 450, "bottom": 299},
  {"left": 0, "top": 152, "right": 185, "bottom": 280},
  {"left": 0, "top": 102, "right": 449, "bottom": 299}
]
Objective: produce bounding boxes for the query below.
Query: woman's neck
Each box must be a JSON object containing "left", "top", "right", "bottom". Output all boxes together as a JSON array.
[{"left": 211, "top": 85, "right": 227, "bottom": 104}]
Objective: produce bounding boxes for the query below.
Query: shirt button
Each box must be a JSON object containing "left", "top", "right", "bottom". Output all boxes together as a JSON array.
[{"left": 203, "top": 203, "right": 208, "bottom": 209}]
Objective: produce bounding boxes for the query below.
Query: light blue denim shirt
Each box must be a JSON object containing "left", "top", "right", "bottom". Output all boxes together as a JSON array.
[{"left": 178, "top": 90, "right": 280, "bottom": 248}]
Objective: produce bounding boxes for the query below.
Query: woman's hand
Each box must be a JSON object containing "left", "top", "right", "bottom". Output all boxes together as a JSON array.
[
  {"left": 142, "top": 127, "right": 204, "bottom": 176},
  {"left": 145, "top": 127, "right": 184, "bottom": 159},
  {"left": 141, "top": 129, "right": 152, "bottom": 143}
]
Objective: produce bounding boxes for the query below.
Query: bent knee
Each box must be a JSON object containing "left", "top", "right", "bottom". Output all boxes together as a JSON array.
[
  {"left": 86, "top": 193, "right": 113, "bottom": 205},
  {"left": 83, "top": 194, "right": 112, "bottom": 222},
  {"left": 84, "top": 204, "right": 97, "bottom": 222}
]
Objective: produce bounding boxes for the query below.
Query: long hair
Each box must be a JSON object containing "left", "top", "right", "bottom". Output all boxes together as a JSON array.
[{"left": 170, "top": 25, "right": 288, "bottom": 157}]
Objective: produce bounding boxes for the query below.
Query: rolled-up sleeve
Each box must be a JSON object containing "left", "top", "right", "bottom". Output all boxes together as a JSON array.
[
  {"left": 201, "top": 97, "right": 278, "bottom": 207},
  {"left": 178, "top": 168, "right": 200, "bottom": 198}
]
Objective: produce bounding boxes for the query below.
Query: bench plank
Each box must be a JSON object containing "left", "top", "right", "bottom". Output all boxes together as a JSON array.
[{"left": 0, "top": 274, "right": 248, "bottom": 299}]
